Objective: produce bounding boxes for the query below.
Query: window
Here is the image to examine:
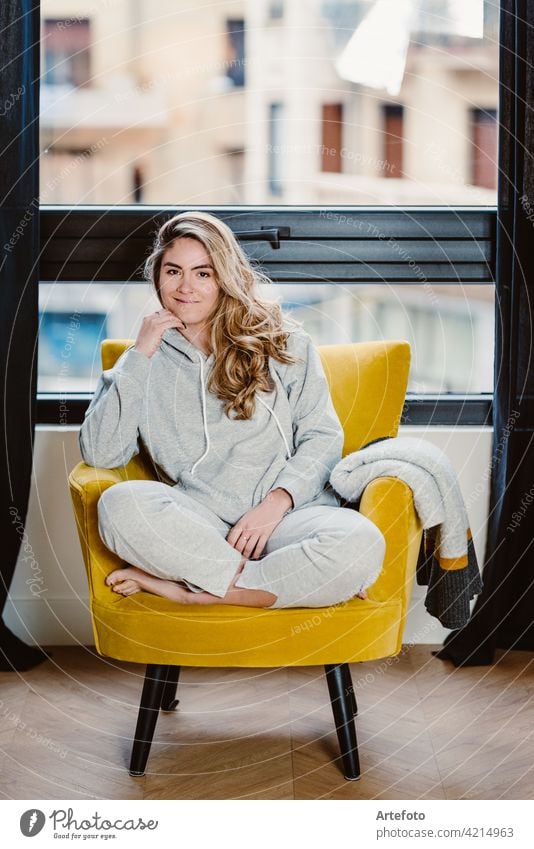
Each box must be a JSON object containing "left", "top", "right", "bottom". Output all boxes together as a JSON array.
[
  {"left": 38, "top": 309, "right": 108, "bottom": 392},
  {"left": 36, "top": 2, "right": 498, "bottom": 424},
  {"left": 268, "top": 103, "right": 285, "bottom": 196},
  {"left": 224, "top": 148, "right": 246, "bottom": 203},
  {"left": 470, "top": 108, "right": 498, "bottom": 190},
  {"left": 321, "top": 104, "right": 344, "bottom": 172},
  {"left": 39, "top": 0, "right": 498, "bottom": 206},
  {"left": 382, "top": 104, "right": 404, "bottom": 178},
  {"left": 42, "top": 18, "right": 91, "bottom": 87},
  {"left": 38, "top": 206, "right": 495, "bottom": 409},
  {"left": 37, "top": 281, "right": 493, "bottom": 396},
  {"left": 267, "top": 2, "right": 284, "bottom": 19},
  {"left": 132, "top": 165, "right": 144, "bottom": 203},
  {"left": 225, "top": 19, "right": 246, "bottom": 87}
]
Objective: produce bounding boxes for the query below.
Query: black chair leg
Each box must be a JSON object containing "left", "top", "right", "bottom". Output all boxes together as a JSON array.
[
  {"left": 324, "top": 664, "right": 361, "bottom": 781},
  {"left": 129, "top": 664, "right": 168, "bottom": 777},
  {"left": 341, "top": 662, "right": 358, "bottom": 716},
  {"left": 160, "top": 665, "right": 181, "bottom": 712}
]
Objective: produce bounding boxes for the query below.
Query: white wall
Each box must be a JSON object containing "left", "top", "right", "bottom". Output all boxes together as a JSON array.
[{"left": 4, "top": 425, "right": 492, "bottom": 648}]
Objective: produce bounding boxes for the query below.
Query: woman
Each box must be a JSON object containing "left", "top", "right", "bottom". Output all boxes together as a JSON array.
[{"left": 79, "top": 211, "right": 386, "bottom": 608}]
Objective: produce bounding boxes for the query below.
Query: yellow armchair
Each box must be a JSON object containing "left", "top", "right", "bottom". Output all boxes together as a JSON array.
[{"left": 69, "top": 338, "right": 422, "bottom": 781}]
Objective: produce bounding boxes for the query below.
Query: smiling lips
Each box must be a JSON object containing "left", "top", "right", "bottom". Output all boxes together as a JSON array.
[{"left": 175, "top": 298, "right": 199, "bottom": 304}]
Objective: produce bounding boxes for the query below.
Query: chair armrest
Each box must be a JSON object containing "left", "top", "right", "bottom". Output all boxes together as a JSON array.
[
  {"left": 69, "top": 462, "right": 128, "bottom": 490},
  {"left": 357, "top": 476, "right": 423, "bottom": 613},
  {"left": 68, "top": 461, "right": 132, "bottom": 604}
]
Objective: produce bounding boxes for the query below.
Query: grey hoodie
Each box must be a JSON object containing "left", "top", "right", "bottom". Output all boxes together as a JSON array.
[{"left": 79, "top": 322, "right": 344, "bottom": 525}]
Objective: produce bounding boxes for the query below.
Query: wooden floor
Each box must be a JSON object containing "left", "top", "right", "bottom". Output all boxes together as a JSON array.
[{"left": 0, "top": 644, "right": 533, "bottom": 800}]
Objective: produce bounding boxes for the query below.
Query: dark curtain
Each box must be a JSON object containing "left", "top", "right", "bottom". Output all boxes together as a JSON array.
[
  {"left": 436, "top": 0, "right": 534, "bottom": 666},
  {"left": 0, "top": 1, "right": 50, "bottom": 670}
]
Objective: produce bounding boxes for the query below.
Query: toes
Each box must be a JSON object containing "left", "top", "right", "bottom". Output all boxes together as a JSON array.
[
  {"left": 112, "top": 579, "right": 138, "bottom": 595},
  {"left": 106, "top": 570, "right": 124, "bottom": 586},
  {"left": 106, "top": 568, "right": 133, "bottom": 587}
]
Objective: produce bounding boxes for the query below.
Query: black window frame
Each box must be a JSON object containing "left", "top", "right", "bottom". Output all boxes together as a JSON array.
[{"left": 38, "top": 204, "right": 495, "bottom": 426}]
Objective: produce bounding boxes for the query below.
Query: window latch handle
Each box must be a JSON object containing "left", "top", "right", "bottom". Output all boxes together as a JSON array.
[{"left": 235, "top": 226, "right": 290, "bottom": 250}]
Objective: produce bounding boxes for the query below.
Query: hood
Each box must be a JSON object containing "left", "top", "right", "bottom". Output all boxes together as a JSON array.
[
  {"left": 160, "top": 326, "right": 212, "bottom": 364},
  {"left": 159, "top": 327, "right": 292, "bottom": 476}
]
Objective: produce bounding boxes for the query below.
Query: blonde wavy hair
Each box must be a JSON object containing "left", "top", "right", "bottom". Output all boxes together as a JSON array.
[{"left": 144, "top": 211, "right": 303, "bottom": 420}]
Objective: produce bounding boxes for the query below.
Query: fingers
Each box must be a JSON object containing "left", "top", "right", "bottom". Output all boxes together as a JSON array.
[
  {"left": 249, "top": 534, "right": 269, "bottom": 560},
  {"left": 154, "top": 309, "right": 186, "bottom": 330},
  {"left": 228, "top": 504, "right": 284, "bottom": 559},
  {"left": 227, "top": 525, "right": 256, "bottom": 558},
  {"left": 241, "top": 534, "right": 259, "bottom": 559},
  {"left": 226, "top": 523, "right": 269, "bottom": 560},
  {"left": 226, "top": 524, "right": 245, "bottom": 549},
  {"left": 135, "top": 310, "right": 187, "bottom": 358}
]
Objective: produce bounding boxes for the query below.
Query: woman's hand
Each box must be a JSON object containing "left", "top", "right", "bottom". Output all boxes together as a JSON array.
[
  {"left": 134, "top": 308, "right": 187, "bottom": 358},
  {"left": 226, "top": 488, "right": 293, "bottom": 560}
]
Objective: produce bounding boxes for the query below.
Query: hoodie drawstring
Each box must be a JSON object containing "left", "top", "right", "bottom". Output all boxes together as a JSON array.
[
  {"left": 256, "top": 396, "right": 292, "bottom": 460},
  {"left": 190, "top": 352, "right": 292, "bottom": 475},
  {"left": 190, "top": 353, "right": 211, "bottom": 475}
]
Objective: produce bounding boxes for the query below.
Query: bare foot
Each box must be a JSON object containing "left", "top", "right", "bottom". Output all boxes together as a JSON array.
[
  {"left": 109, "top": 577, "right": 140, "bottom": 597},
  {"left": 356, "top": 589, "right": 368, "bottom": 600},
  {"left": 105, "top": 566, "right": 195, "bottom": 604}
]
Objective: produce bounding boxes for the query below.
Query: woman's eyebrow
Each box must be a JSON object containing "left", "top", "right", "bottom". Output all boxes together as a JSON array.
[{"left": 163, "top": 261, "right": 214, "bottom": 270}]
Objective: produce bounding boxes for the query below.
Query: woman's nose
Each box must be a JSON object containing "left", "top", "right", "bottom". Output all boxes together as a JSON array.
[{"left": 176, "top": 275, "right": 195, "bottom": 292}]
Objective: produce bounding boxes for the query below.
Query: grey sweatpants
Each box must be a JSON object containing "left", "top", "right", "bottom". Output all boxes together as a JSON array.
[{"left": 97, "top": 480, "right": 386, "bottom": 609}]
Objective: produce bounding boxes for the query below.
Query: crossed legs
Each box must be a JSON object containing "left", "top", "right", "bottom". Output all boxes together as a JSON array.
[
  {"left": 105, "top": 557, "right": 278, "bottom": 607},
  {"left": 98, "top": 481, "right": 383, "bottom": 609}
]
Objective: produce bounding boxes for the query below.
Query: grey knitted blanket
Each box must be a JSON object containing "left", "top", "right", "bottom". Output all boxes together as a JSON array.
[{"left": 329, "top": 436, "right": 483, "bottom": 629}]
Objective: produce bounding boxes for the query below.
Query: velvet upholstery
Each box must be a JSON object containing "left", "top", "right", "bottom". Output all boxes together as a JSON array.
[{"left": 69, "top": 338, "right": 422, "bottom": 667}]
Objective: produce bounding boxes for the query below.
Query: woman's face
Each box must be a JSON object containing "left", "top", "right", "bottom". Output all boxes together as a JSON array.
[{"left": 158, "top": 237, "right": 220, "bottom": 335}]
